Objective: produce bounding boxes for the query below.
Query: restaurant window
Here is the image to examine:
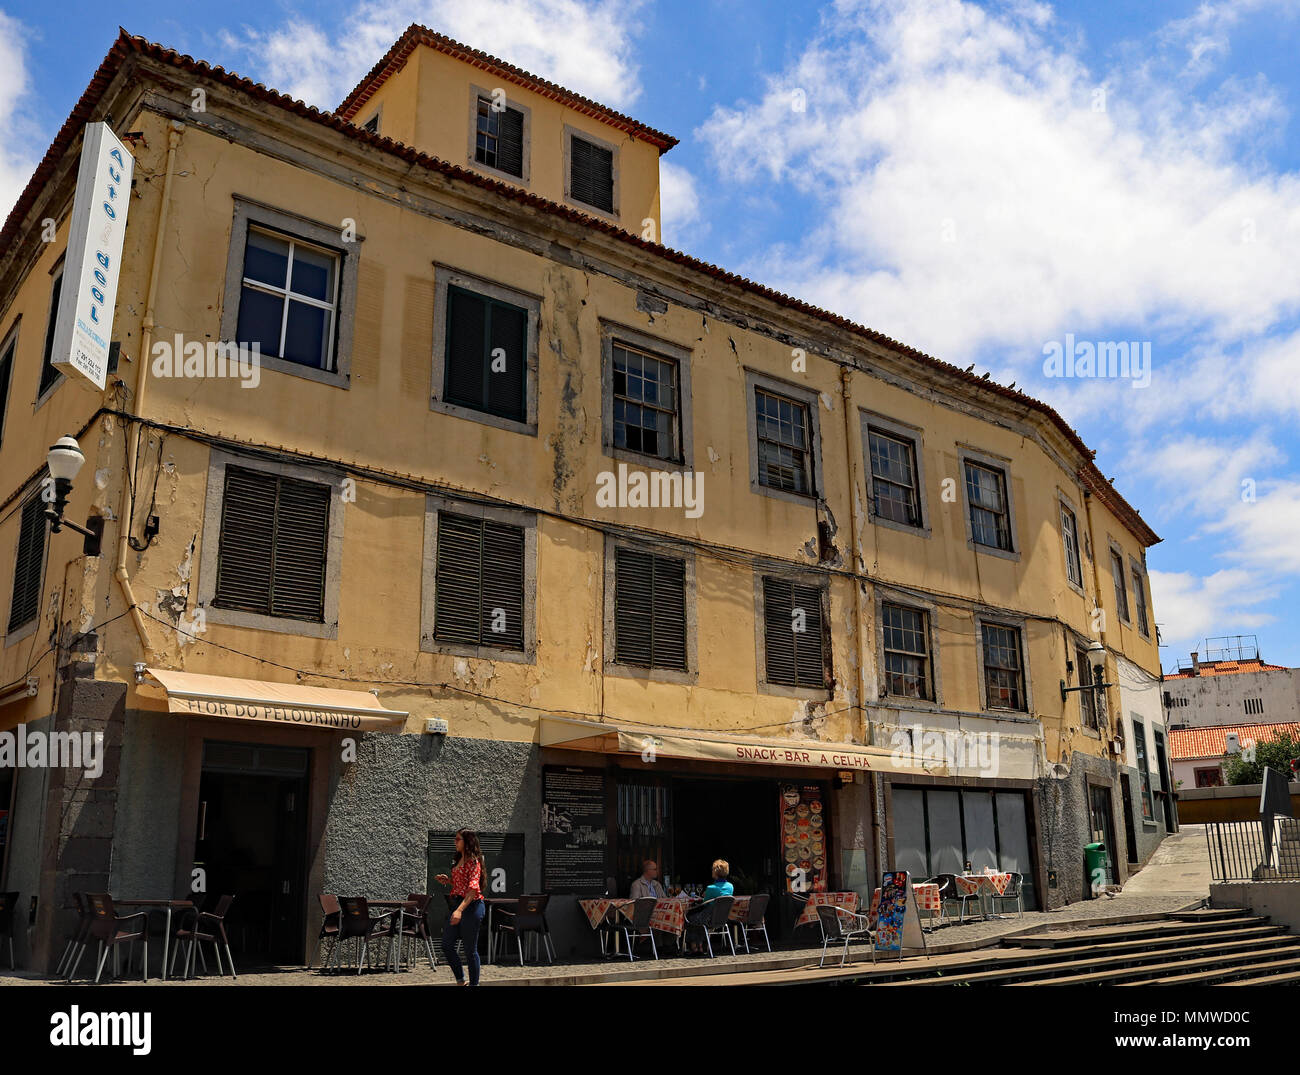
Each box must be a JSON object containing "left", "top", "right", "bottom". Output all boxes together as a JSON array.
[
  {"left": 612, "top": 342, "right": 681, "bottom": 463},
  {"left": 1133, "top": 718, "right": 1153, "bottom": 820},
  {"left": 882, "top": 603, "right": 932, "bottom": 701},
  {"left": 761, "top": 575, "right": 828, "bottom": 690},
  {"left": 0, "top": 329, "right": 15, "bottom": 445},
  {"left": 1110, "top": 549, "right": 1130, "bottom": 623},
  {"left": 1060, "top": 503, "right": 1082, "bottom": 586},
  {"left": 1130, "top": 561, "right": 1150, "bottom": 636},
  {"left": 212, "top": 465, "right": 331, "bottom": 622},
  {"left": 236, "top": 226, "right": 341, "bottom": 371},
  {"left": 964, "top": 461, "right": 1012, "bottom": 551},
  {"left": 7, "top": 491, "right": 47, "bottom": 635},
  {"left": 475, "top": 96, "right": 525, "bottom": 178},
  {"left": 1076, "top": 645, "right": 1099, "bottom": 730},
  {"left": 38, "top": 266, "right": 64, "bottom": 399},
  {"left": 613, "top": 546, "right": 688, "bottom": 671},
  {"left": 755, "top": 387, "right": 813, "bottom": 496},
  {"left": 568, "top": 131, "right": 615, "bottom": 214},
  {"left": 443, "top": 284, "right": 528, "bottom": 424},
  {"left": 981, "top": 622, "right": 1026, "bottom": 712},
  {"left": 867, "top": 429, "right": 922, "bottom": 527},
  {"left": 433, "top": 511, "right": 526, "bottom": 651}
]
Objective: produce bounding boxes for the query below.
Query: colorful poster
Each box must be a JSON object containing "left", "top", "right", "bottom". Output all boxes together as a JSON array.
[
  {"left": 781, "top": 782, "right": 828, "bottom": 894},
  {"left": 875, "top": 870, "right": 909, "bottom": 951}
]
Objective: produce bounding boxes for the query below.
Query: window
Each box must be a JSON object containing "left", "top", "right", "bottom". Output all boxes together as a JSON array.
[
  {"left": 361, "top": 112, "right": 380, "bottom": 134},
  {"left": 212, "top": 465, "right": 332, "bottom": 622},
  {"left": 1076, "top": 645, "right": 1098, "bottom": 730},
  {"left": 755, "top": 387, "right": 812, "bottom": 495},
  {"left": 1245, "top": 697, "right": 1264, "bottom": 716},
  {"left": 1130, "top": 562, "right": 1149, "bottom": 635},
  {"left": 882, "top": 603, "right": 931, "bottom": 700},
  {"left": 1133, "top": 719, "right": 1153, "bottom": 820},
  {"left": 474, "top": 96, "right": 525, "bottom": 177},
  {"left": 38, "top": 267, "right": 64, "bottom": 399},
  {"left": 0, "top": 331, "right": 15, "bottom": 446},
  {"left": 433, "top": 512, "right": 525, "bottom": 650},
  {"left": 1195, "top": 767, "right": 1223, "bottom": 788},
  {"left": 236, "top": 227, "right": 340, "bottom": 371},
  {"left": 964, "top": 461, "right": 1012, "bottom": 550},
  {"left": 761, "top": 576, "right": 828, "bottom": 690},
  {"left": 613, "top": 546, "right": 687, "bottom": 670},
  {"left": 868, "top": 430, "right": 921, "bottom": 527},
  {"left": 7, "top": 492, "right": 46, "bottom": 634},
  {"left": 981, "top": 622, "right": 1026, "bottom": 711},
  {"left": 443, "top": 284, "right": 528, "bottom": 424},
  {"left": 1060, "top": 503, "right": 1082, "bottom": 586},
  {"left": 612, "top": 342, "right": 680, "bottom": 462},
  {"left": 568, "top": 132, "right": 615, "bottom": 213},
  {"left": 1110, "top": 549, "right": 1130, "bottom": 622}
]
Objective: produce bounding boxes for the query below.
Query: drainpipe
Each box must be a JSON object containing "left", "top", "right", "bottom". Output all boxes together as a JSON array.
[{"left": 115, "top": 121, "right": 184, "bottom": 657}]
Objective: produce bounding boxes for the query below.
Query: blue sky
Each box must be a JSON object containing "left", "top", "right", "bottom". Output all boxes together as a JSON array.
[{"left": 3, "top": 0, "right": 1300, "bottom": 671}]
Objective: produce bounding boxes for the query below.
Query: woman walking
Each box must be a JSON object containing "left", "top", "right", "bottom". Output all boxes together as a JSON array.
[{"left": 434, "top": 828, "right": 487, "bottom": 986}]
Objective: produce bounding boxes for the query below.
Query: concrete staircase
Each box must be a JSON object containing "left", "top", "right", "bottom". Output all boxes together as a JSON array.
[{"left": 856, "top": 908, "right": 1300, "bottom": 985}]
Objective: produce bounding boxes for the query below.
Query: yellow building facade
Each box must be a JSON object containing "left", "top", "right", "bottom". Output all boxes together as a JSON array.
[{"left": 0, "top": 27, "right": 1166, "bottom": 967}]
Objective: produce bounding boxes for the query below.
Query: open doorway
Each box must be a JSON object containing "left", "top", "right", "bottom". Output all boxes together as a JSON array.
[{"left": 195, "top": 741, "right": 310, "bottom": 965}]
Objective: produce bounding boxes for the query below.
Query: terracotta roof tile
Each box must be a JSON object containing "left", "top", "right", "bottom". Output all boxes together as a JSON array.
[
  {"left": 1168, "top": 722, "right": 1300, "bottom": 761},
  {"left": 1165, "top": 658, "right": 1289, "bottom": 679}
]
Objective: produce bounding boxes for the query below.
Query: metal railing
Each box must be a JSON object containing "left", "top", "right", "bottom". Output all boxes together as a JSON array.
[{"left": 1206, "top": 818, "right": 1300, "bottom": 882}]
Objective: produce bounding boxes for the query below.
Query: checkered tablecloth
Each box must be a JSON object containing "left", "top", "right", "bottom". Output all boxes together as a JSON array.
[
  {"left": 579, "top": 896, "right": 753, "bottom": 938},
  {"left": 954, "top": 872, "right": 1012, "bottom": 896},
  {"left": 867, "top": 882, "right": 941, "bottom": 927},
  {"left": 794, "top": 892, "right": 859, "bottom": 927}
]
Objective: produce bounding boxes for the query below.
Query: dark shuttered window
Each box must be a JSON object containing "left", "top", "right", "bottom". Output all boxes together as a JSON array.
[
  {"left": 475, "top": 96, "right": 525, "bottom": 177},
  {"left": 762, "top": 576, "right": 827, "bottom": 689},
  {"left": 444, "top": 285, "right": 527, "bottom": 423},
  {"left": 0, "top": 333, "right": 15, "bottom": 446},
  {"left": 8, "top": 493, "right": 47, "bottom": 633},
  {"left": 570, "top": 135, "right": 614, "bottom": 213},
  {"left": 39, "top": 269, "right": 64, "bottom": 397},
  {"left": 614, "top": 547, "right": 687, "bottom": 670},
  {"left": 213, "top": 466, "right": 331, "bottom": 622},
  {"left": 434, "top": 512, "right": 526, "bottom": 650}
]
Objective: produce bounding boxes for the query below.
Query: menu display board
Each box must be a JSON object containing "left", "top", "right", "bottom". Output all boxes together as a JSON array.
[
  {"left": 875, "top": 870, "right": 926, "bottom": 953},
  {"left": 542, "top": 766, "right": 608, "bottom": 893},
  {"left": 781, "top": 782, "right": 828, "bottom": 894}
]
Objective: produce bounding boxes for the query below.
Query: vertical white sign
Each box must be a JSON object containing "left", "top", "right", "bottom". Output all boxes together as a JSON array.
[{"left": 50, "top": 122, "right": 134, "bottom": 389}]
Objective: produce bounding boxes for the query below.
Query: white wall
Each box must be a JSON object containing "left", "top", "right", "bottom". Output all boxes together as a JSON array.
[{"left": 1164, "top": 668, "right": 1300, "bottom": 728}]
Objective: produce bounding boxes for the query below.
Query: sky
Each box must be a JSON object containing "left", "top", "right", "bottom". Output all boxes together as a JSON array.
[{"left": 3, "top": 0, "right": 1299, "bottom": 672}]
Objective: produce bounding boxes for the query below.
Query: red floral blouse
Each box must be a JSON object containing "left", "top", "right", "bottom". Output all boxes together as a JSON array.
[{"left": 451, "top": 856, "right": 483, "bottom": 900}]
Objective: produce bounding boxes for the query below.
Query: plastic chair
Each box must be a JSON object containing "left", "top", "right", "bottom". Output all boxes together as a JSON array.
[
  {"left": 685, "top": 896, "right": 735, "bottom": 958},
  {"left": 398, "top": 893, "right": 437, "bottom": 969},
  {"left": 816, "top": 904, "right": 875, "bottom": 967},
  {"left": 620, "top": 896, "right": 660, "bottom": 961},
  {"left": 494, "top": 894, "right": 554, "bottom": 965},
  {"left": 737, "top": 892, "right": 772, "bottom": 953},
  {"left": 56, "top": 893, "right": 93, "bottom": 979},
  {"left": 85, "top": 893, "right": 148, "bottom": 983},
  {"left": 172, "top": 894, "right": 237, "bottom": 980},
  {"left": 934, "top": 872, "right": 978, "bottom": 923},
  {"left": 310, "top": 894, "right": 341, "bottom": 969},
  {"left": 989, "top": 873, "right": 1023, "bottom": 918}
]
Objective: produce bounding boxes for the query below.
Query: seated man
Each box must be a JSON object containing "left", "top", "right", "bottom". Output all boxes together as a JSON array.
[{"left": 629, "top": 860, "right": 665, "bottom": 900}]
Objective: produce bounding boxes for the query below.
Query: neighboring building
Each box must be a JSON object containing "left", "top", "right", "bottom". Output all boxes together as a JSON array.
[
  {"left": 1163, "top": 637, "right": 1297, "bottom": 729},
  {"left": 1168, "top": 722, "right": 1300, "bottom": 789},
  {"left": 1117, "top": 653, "right": 1177, "bottom": 868},
  {"left": 0, "top": 26, "right": 1165, "bottom": 970}
]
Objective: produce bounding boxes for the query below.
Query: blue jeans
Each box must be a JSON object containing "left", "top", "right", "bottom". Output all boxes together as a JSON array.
[{"left": 441, "top": 899, "right": 485, "bottom": 985}]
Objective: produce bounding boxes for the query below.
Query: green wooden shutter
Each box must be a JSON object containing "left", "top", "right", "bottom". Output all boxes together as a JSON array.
[
  {"left": 39, "top": 272, "right": 63, "bottom": 396},
  {"left": 792, "top": 581, "right": 827, "bottom": 688},
  {"left": 570, "top": 136, "right": 614, "bottom": 213},
  {"left": 615, "top": 547, "right": 687, "bottom": 669},
  {"left": 497, "top": 107, "right": 525, "bottom": 177},
  {"left": 7, "top": 494, "right": 47, "bottom": 632},
  {"left": 270, "top": 476, "right": 331, "bottom": 621},
  {"left": 480, "top": 520, "right": 525, "bottom": 649},
  {"left": 445, "top": 286, "right": 487, "bottom": 410},
  {"left": 434, "top": 512, "right": 484, "bottom": 645},
  {"left": 486, "top": 301, "right": 527, "bottom": 422},
  {"left": 763, "top": 576, "right": 826, "bottom": 688},
  {"left": 650, "top": 555, "right": 687, "bottom": 670}
]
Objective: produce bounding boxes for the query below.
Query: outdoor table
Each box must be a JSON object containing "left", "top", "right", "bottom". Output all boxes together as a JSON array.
[
  {"left": 868, "top": 882, "right": 942, "bottom": 930},
  {"left": 954, "top": 872, "right": 1013, "bottom": 920},
  {"left": 368, "top": 900, "right": 418, "bottom": 971},
  {"left": 794, "top": 892, "right": 858, "bottom": 928},
  {"left": 116, "top": 898, "right": 194, "bottom": 981}
]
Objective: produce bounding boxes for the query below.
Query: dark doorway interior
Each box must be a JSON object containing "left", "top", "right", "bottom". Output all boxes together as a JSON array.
[
  {"left": 1119, "top": 775, "right": 1139, "bottom": 863},
  {"left": 1089, "top": 783, "right": 1120, "bottom": 890},
  {"left": 1153, "top": 730, "right": 1176, "bottom": 832},
  {"left": 195, "top": 741, "right": 310, "bottom": 965}
]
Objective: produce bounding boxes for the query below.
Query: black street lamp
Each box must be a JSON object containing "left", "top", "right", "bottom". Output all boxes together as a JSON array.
[
  {"left": 1060, "top": 639, "right": 1114, "bottom": 702},
  {"left": 44, "top": 435, "right": 104, "bottom": 556}
]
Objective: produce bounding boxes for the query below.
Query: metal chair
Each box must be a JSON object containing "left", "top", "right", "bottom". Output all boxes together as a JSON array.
[
  {"left": 685, "top": 896, "right": 735, "bottom": 958},
  {"left": 934, "top": 872, "right": 979, "bottom": 923},
  {"left": 816, "top": 904, "right": 875, "bottom": 967},
  {"left": 0, "top": 891, "right": 17, "bottom": 968},
  {"left": 493, "top": 894, "right": 554, "bottom": 965},
  {"left": 736, "top": 892, "right": 772, "bottom": 953},
  {"left": 84, "top": 893, "right": 148, "bottom": 983},
  {"left": 989, "top": 872, "right": 1024, "bottom": 918},
  {"left": 171, "top": 894, "right": 237, "bottom": 980},
  {"left": 310, "top": 893, "right": 341, "bottom": 969},
  {"left": 620, "top": 896, "right": 660, "bottom": 961},
  {"left": 920, "top": 876, "right": 951, "bottom": 928}
]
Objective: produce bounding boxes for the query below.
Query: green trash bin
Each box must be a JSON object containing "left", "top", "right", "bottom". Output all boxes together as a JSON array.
[{"left": 1084, "top": 841, "right": 1111, "bottom": 896}]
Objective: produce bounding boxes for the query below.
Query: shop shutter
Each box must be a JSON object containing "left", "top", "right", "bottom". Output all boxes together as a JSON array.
[
  {"left": 570, "top": 136, "right": 614, "bottom": 213},
  {"left": 214, "top": 466, "right": 329, "bottom": 621},
  {"left": 426, "top": 831, "right": 525, "bottom": 900},
  {"left": 435, "top": 512, "right": 526, "bottom": 649},
  {"left": 497, "top": 106, "right": 525, "bottom": 177},
  {"left": 7, "top": 494, "right": 47, "bottom": 632},
  {"left": 615, "top": 547, "right": 687, "bottom": 670}
]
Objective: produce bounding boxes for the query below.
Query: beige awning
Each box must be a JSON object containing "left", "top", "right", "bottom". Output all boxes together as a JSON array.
[
  {"left": 540, "top": 716, "right": 948, "bottom": 776},
  {"left": 146, "top": 668, "right": 408, "bottom": 732}
]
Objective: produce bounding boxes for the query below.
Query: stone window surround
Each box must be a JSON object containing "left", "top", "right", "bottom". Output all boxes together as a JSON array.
[
  {"left": 860, "top": 408, "right": 931, "bottom": 537},
  {"left": 34, "top": 256, "right": 65, "bottom": 412},
  {"left": 873, "top": 586, "right": 945, "bottom": 711},
  {"left": 429, "top": 262, "right": 541, "bottom": 437},
  {"left": 973, "top": 610, "right": 1034, "bottom": 715},
  {"left": 1107, "top": 536, "right": 1132, "bottom": 627},
  {"left": 1128, "top": 555, "right": 1151, "bottom": 638},
  {"left": 744, "top": 368, "right": 824, "bottom": 506},
  {"left": 600, "top": 319, "right": 695, "bottom": 471},
  {"left": 751, "top": 564, "right": 833, "bottom": 700},
  {"left": 467, "top": 84, "right": 533, "bottom": 185},
  {"left": 219, "top": 195, "right": 363, "bottom": 389},
  {"left": 419, "top": 493, "right": 538, "bottom": 664},
  {"left": 602, "top": 534, "right": 699, "bottom": 685},
  {"left": 1057, "top": 487, "right": 1086, "bottom": 598},
  {"left": 3, "top": 478, "right": 48, "bottom": 648},
  {"left": 958, "top": 445, "right": 1021, "bottom": 562},
  {"left": 0, "top": 316, "right": 20, "bottom": 448},
  {"left": 563, "top": 123, "right": 621, "bottom": 223},
  {"left": 196, "top": 447, "right": 346, "bottom": 639}
]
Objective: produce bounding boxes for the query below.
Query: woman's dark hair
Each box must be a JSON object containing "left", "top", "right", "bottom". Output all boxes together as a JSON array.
[{"left": 454, "top": 828, "right": 485, "bottom": 872}]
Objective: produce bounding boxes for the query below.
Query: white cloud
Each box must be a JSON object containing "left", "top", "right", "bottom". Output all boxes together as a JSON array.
[
  {"left": 1149, "top": 567, "right": 1274, "bottom": 657},
  {"left": 658, "top": 159, "right": 703, "bottom": 250},
  {"left": 0, "top": 12, "right": 38, "bottom": 224},
  {"left": 234, "top": 0, "right": 646, "bottom": 113}
]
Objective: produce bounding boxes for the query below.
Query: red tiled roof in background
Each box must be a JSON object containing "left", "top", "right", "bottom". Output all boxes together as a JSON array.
[
  {"left": 0, "top": 30, "right": 1160, "bottom": 548},
  {"left": 336, "top": 23, "right": 678, "bottom": 152},
  {"left": 1168, "top": 722, "right": 1300, "bottom": 761},
  {"left": 1165, "top": 658, "right": 1289, "bottom": 679}
]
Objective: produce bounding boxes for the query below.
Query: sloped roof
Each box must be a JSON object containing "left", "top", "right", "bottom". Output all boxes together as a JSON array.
[
  {"left": 1166, "top": 658, "right": 1289, "bottom": 680},
  {"left": 1168, "top": 722, "right": 1300, "bottom": 761}
]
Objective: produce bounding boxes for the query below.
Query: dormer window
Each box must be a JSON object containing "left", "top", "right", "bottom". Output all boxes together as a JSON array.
[
  {"left": 361, "top": 112, "right": 380, "bottom": 134},
  {"left": 566, "top": 129, "right": 616, "bottom": 215}
]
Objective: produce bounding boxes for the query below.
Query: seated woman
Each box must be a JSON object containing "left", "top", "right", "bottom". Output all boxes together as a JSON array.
[
  {"left": 703, "top": 859, "right": 734, "bottom": 901},
  {"left": 685, "top": 859, "right": 734, "bottom": 953}
]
